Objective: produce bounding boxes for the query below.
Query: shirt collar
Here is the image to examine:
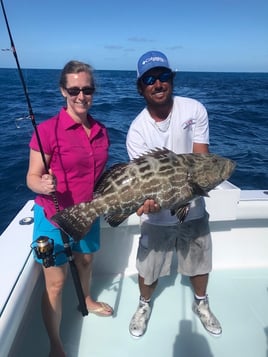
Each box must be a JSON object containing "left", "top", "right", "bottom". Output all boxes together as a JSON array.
[
  {"left": 59, "top": 107, "right": 101, "bottom": 138},
  {"left": 59, "top": 107, "right": 91, "bottom": 130}
]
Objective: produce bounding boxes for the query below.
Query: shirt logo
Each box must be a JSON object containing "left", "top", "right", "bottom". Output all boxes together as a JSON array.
[{"left": 182, "top": 119, "right": 196, "bottom": 130}]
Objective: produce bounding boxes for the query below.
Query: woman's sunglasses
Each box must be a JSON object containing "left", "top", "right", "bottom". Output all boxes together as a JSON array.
[
  {"left": 65, "top": 86, "right": 95, "bottom": 96},
  {"left": 141, "top": 71, "right": 173, "bottom": 86}
]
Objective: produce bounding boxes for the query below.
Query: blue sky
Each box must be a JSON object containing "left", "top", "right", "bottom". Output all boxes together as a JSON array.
[{"left": 0, "top": 0, "right": 267, "bottom": 72}]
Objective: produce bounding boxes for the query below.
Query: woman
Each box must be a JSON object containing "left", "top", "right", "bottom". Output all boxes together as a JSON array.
[{"left": 27, "top": 60, "right": 113, "bottom": 357}]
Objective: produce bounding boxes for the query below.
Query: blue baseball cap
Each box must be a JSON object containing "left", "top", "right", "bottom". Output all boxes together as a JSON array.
[{"left": 137, "top": 50, "right": 171, "bottom": 78}]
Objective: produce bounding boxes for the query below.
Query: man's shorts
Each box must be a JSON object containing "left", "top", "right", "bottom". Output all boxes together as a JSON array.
[
  {"left": 136, "top": 213, "right": 212, "bottom": 285},
  {"left": 32, "top": 204, "right": 100, "bottom": 266}
]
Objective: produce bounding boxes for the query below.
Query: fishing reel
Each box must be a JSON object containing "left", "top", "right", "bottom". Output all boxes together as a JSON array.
[{"left": 31, "top": 236, "right": 55, "bottom": 268}]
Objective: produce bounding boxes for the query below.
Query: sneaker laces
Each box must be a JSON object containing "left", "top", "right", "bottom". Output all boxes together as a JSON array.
[{"left": 133, "top": 301, "right": 150, "bottom": 321}]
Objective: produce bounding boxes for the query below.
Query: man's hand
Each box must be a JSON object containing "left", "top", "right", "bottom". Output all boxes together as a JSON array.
[{"left": 136, "top": 199, "right": 160, "bottom": 216}]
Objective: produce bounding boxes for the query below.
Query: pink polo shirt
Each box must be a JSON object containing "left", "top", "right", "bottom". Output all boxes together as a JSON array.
[{"left": 29, "top": 107, "right": 109, "bottom": 219}]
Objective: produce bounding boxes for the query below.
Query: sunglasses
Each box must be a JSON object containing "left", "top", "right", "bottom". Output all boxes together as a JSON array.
[
  {"left": 65, "top": 86, "right": 95, "bottom": 96},
  {"left": 141, "top": 71, "right": 173, "bottom": 86}
]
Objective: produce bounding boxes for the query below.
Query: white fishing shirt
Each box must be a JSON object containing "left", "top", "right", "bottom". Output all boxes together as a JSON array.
[{"left": 126, "top": 96, "right": 209, "bottom": 225}]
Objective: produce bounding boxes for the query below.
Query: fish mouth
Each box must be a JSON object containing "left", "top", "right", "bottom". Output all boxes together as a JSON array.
[
  {"left": 225, "top": 159, "right": 236, "bottom": 179},
  {"left": 217, "top": 158, "right": 236, "bottom": 183}
]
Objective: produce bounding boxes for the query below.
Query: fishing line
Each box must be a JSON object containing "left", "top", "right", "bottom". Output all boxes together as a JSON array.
[
  {"left": 0, "top": 0, "right": 88, "bottom": 316},
  {"left": 15, "top": 115, "right": 31, "bottom": 129},
  {"left": 0, "top": 0, "right": 47, "bottom": 172}
]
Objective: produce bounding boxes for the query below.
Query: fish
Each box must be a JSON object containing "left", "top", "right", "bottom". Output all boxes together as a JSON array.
[{"left": 52, "top": 148, "right": 236, "bottom": 241}]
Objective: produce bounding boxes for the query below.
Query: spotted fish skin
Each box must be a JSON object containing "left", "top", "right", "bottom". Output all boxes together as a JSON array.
[{"left": 52, "top": 148, "right": 235, "bottom": 241}]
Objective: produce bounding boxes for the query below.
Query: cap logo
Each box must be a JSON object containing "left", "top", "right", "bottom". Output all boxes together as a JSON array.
[
  {"left": 142, "top": 56, "right": 166, "bottom": 65},
  {"left": 137, "top": 51, "right": 170, "bottom": 78}
]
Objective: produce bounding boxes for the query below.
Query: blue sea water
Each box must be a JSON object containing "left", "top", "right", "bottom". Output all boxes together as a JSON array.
[{"left": 0, "top": 68, "right": 267, "bottom": 235}]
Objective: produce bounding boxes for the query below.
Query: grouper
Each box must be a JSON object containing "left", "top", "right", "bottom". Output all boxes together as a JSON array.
[{"left": 52, "top": 148, "right": 236, "bottom": 241}]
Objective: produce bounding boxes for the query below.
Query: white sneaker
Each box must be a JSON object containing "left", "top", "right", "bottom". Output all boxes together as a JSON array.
[
  {"left": 192, "top": 295, "right": 222, "bottom": 336},
  {"left": 129, "top": 300, "right": 151, "bottom": 338}
]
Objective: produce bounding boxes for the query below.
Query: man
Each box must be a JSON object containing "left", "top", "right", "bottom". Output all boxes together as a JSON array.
[{"left": 126, "top": 50, "right": 222, "bottom": 338}]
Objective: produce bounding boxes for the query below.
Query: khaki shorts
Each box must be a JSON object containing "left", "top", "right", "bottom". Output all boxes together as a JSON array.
[{"left": 136, "top": 213, "right": 212, "bottom": 285}]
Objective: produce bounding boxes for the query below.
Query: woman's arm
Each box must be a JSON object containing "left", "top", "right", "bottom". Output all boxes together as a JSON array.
[{"left": 26, "top": 149, "right": 55, "bottom": 195}]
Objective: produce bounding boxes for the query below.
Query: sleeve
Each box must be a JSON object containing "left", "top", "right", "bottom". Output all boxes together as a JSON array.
[
  {"left": 193, "top": 101, "right": 209, "bottom": 144},
  {"left": 126, "top": 123, "right": 149, "bottom": 160},
  {"left": 29, "top": 124, "right": 52, "bottom": 155}
]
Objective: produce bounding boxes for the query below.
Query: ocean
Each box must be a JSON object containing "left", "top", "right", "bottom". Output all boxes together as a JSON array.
[{"left": 0, "top": 68, "right": 267, "bottom": 235}]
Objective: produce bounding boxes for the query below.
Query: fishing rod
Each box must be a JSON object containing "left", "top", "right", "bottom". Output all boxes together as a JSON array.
[{"left": 0, "top": 0, "right": 88, "bottom": 316}]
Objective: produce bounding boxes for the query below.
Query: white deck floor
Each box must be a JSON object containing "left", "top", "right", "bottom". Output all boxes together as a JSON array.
[
  {"left": 3, "top": 191, "right": 268, "bottom": 357},
  {"left": 9, "top": 267, "right": 268, "bottom": 357}
]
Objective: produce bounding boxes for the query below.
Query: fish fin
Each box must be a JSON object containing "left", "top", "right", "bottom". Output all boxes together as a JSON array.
[
  {"left": 104, "top": 213, "right": 130, "bottom": 227},
  {"left": 51, "top": 202, "right": 96, "bottom": 241},
  {"left": 131, "top": 147, "right": 173, "bottom": 163},
  {"left": 172, "top": 204, "right": 191, "bottom": 223}
]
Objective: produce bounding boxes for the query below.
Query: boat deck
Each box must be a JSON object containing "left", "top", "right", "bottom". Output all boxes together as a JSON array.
[
  {"left": 9, "top": 266, "right": 268, "bottom": 357},
  {"left": 3, "top": 189, "right": 268, "bottom": 357}
]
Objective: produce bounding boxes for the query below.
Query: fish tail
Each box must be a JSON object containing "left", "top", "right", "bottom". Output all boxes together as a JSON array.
[{"left": 51, "top": 202, "right": 99, "bottom": 241}]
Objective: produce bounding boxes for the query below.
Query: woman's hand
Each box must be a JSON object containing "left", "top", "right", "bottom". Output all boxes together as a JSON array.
[
  {"left": 41, "top": 169, "right": 57, "bottom": 195},
  {"left": 136, "top": 199, "right": 160, "bottom": 216}
]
